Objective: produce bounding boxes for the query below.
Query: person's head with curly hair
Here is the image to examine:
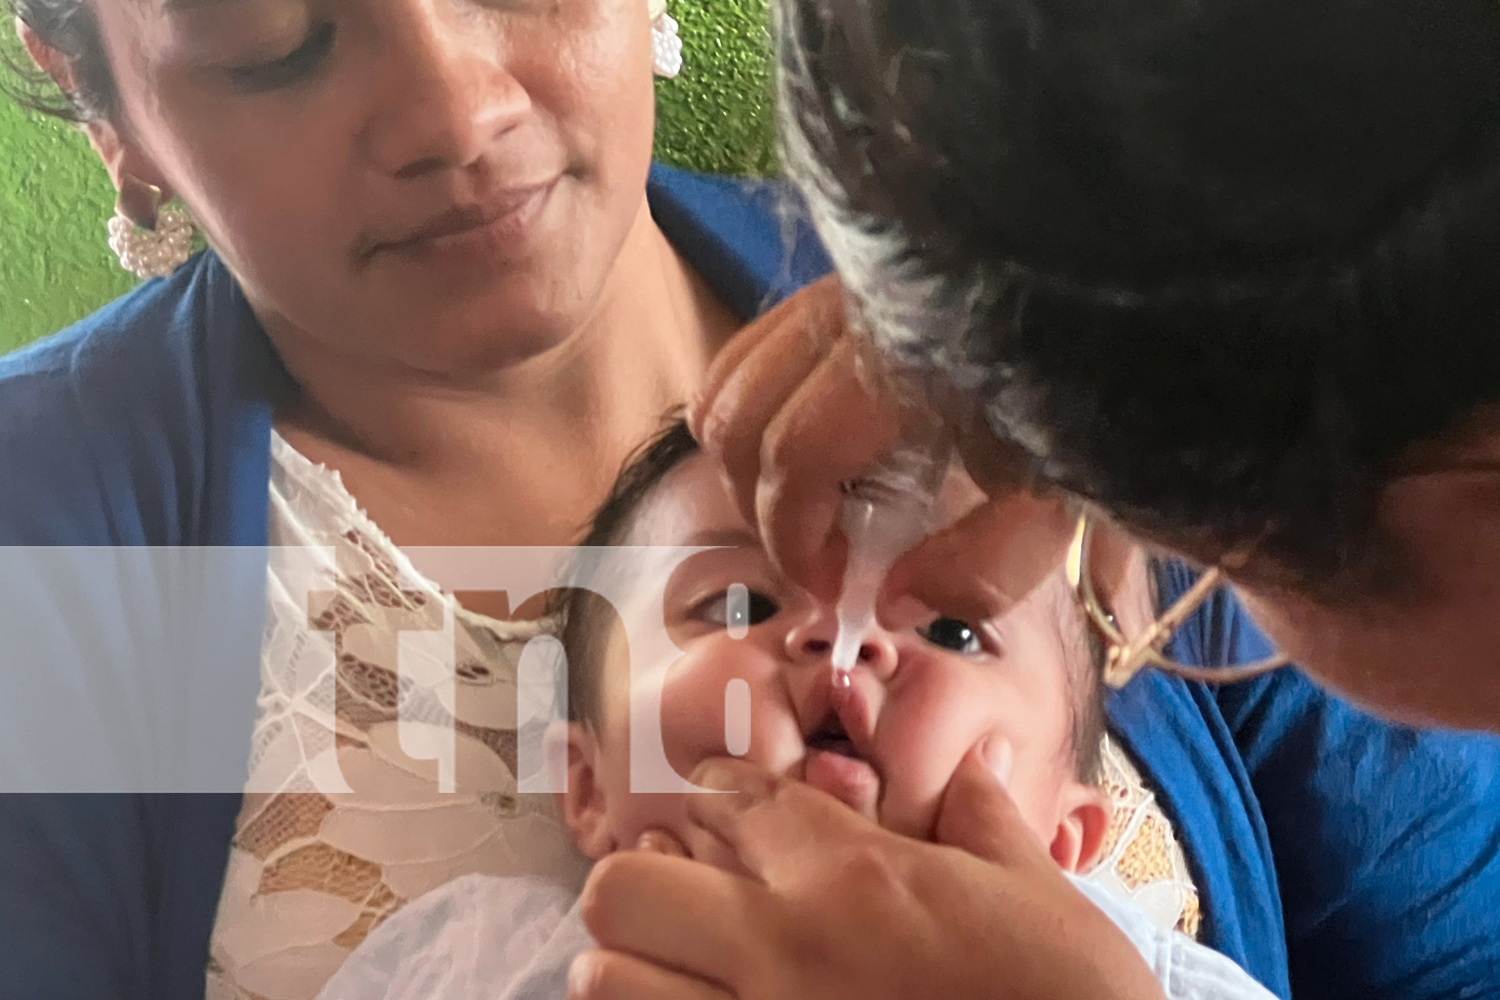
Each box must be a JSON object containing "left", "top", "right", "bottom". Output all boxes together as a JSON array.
[{"left": 774, "top": 0, "right": 1500, "bottom": 726}]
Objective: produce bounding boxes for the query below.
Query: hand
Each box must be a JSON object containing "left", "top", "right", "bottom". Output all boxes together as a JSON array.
[
  {"left": 692, "top": 275, "right": 910, "bottom": 601},
  {"left": 691, "top": 276, "right": 1083, "bottom": 622},
  {"left": 567, "top": 742, "right": 1169, "bottom": 1000}
]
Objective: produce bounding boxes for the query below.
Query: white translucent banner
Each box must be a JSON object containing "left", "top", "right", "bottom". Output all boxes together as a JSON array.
[{"left": 0, "top": 544, "right": 739, "bottom": 794}]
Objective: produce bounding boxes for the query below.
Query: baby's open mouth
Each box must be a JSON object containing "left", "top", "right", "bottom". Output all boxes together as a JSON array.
[
  {"left": 802, "top": 711, "right": 882, "bottom": 820},
  {"left": 807, "top": 715, "right": 863, "bottom": 760}
]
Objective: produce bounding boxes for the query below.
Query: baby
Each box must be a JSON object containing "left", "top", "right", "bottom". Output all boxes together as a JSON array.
[{"left": 318, "top": 419, "right": 1274, "bottom": 1000}]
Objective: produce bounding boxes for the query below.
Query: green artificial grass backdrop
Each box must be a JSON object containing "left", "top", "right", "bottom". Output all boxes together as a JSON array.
[{"left": 0, "top": 0, "right": 775, "bottom": 353}]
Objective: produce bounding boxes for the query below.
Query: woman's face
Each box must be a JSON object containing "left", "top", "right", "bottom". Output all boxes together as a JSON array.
[
  {"left": 1230, "top": 463, "right": 1500, "bottom": 732},
  {"left": 91, "top": 0, "right": 657, "bottom": 370}
]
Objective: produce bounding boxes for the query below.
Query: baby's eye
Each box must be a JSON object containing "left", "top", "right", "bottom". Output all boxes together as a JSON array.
[
  {"left": 701, "top": 588, "right": 779, "bottom": 631},
  {"left": 918, "top": 617, "right": 982, "bottom": 655}
]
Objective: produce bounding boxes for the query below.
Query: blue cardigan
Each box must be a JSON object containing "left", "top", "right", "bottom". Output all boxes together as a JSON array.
[{"left": 1, "top": 164, "right": 1497, "bottom": 1000}]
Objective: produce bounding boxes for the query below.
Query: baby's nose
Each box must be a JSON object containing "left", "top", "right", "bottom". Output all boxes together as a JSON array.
[{"left": 785, "top": 615, "right": 898, "bottom": 679}]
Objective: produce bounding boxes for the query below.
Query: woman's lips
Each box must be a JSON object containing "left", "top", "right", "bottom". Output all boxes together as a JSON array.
[{"left": 367, "top": 179, "right": 559, "bottom": 265}]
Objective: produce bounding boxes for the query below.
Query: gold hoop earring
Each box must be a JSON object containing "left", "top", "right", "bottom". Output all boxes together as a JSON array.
[
  {"left": 107, "top": 175, "right": 194, "bottom": 280},
  {"left": 1066, "top": 514, "right": 1289, "bottom": 688}
]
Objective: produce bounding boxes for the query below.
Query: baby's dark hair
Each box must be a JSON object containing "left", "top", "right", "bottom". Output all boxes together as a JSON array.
[
  {"left": 1059, "top": 584, "right": 1107, "bottom": 784},
  {"left": 553, "top": 418, "right": 703, "bottom": 730},
  {"left": 554, "top": 415, "right": 1107, "bottom": 783}
]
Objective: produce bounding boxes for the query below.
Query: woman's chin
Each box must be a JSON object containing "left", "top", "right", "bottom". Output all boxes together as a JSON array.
[
  {"left": 344, "top": 275, "right": 601, "bottom": 373},
  {"left": 1328, "top": 671, "right": 1500, "bottom": 734},
  {"left": 357, "top": 301, "right": 588, "bottom": 376}
]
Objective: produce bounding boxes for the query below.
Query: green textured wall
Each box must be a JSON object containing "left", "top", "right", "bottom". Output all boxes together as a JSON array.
[
  {"left": 0, "top": 0, "right": 774, "bottom": 354},
  {"left": 0, "top": 101, "right": 137, "bottom": 352}
]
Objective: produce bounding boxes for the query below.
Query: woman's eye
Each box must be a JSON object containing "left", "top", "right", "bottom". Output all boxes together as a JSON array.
[
  {"left": 226, "top": 22, "right": 336, "bottom": 91},
  {"left": 701, "top": 588, "right": 779, "bottom": 630},
  {"left": 918, "top": 617, "right": 982, "bottom": 655}
]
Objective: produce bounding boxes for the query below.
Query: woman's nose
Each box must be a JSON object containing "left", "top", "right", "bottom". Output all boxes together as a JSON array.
[
  {"left": 784, "top": 613, "right": 899, "bottom": 680},
  {"left": 365, "top": 5, "right": 531, "bottom": 178}
]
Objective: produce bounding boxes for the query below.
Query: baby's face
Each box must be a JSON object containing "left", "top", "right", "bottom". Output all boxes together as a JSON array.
[{"left": 561, "top": 454, "right": 1107, "bottom": 871}]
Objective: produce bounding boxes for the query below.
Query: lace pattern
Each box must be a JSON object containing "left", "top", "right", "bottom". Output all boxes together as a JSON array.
[
  {"left": 1088, "top": 734, "right": 1202, "bottom": 938},
  {"left": 207, "top": 433, "right": 1200, "bottom": 1000},
  {"left": 206, "top": 435, "right": 587, "bottom": 1000}
]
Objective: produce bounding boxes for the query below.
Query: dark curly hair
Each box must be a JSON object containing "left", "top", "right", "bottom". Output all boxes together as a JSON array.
[
  {"left": 776, "top": 0, "right": 1500, "bottom": 597},
  {"left": 5, "top": 0, "right": 115, "bottom": 121}
]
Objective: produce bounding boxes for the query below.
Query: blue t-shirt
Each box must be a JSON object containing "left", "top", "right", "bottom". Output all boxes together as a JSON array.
[{"left": 0, "top": 165, "right": 1497, "bottom": 1000}]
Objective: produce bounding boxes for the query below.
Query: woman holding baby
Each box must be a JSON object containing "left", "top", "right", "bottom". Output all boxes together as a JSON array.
[{"left": 0, "top": 0, "right": 1497, "bottom": 999}]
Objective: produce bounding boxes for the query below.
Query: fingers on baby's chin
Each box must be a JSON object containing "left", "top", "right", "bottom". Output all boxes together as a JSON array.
[{"left": 688, "top": 837, "right": 755, "bottom": 877}]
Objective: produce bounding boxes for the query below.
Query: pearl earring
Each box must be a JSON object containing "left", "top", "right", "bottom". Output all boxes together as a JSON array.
[
  {"left": 650, "top": 0, "right": 683, "bottom": 78},
  {"left": 107, "top": 176, "right": 195, "bottom": 280}
]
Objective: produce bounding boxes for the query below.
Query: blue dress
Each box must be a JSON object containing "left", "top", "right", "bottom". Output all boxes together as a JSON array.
[{"left": 0, "top": 165, "right": 1496, "bottom": 1000}]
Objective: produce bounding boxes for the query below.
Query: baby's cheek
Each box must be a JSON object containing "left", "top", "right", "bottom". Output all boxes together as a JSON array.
[
  {"left": 876, "top": 674, "right": 990, "bottom": 837},
  {"left": 653, "top": 646, "right": 805, "bottom": 778}
]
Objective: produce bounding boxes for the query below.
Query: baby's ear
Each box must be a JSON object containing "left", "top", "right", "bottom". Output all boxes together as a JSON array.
[
  {"left": 1048, "top": 783, "right": 1111, "bottom": 874},
  {"left": 560, "top": 723, "right": 616, "bottom": 860}
]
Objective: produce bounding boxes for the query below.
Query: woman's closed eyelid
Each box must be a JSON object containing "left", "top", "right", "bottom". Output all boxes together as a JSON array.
[{"left": 223, "top": 21, "right": 336, "bottom": 90}]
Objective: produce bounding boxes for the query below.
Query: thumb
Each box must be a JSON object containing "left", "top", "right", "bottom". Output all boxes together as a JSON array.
[
  {"left": 933, "top": 736, "right": 1046, "bottom": 868},
  {"left": 686, "top": 757, "right": 878, "bottom": 887},
  {"left": 883, "top": 491, "right": 1076, "bottom": 624}
]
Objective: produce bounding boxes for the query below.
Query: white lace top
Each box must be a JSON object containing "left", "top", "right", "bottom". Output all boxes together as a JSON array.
[{"left": 205, "top": 432, "right": 1199, "bottom": 1000}]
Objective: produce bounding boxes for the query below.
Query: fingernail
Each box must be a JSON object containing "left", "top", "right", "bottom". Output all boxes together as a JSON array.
[
  {"left": 689, "top": 757, "right": 775, "bottom": 802},
  {"left": 635, "top": 830, "right": 674, "bottom": 854},
  {"left": 691, "top": 758, "right": 744, "bottom": 794},
  {"left": 567, "top": 952, "right": 598, "bottom": 998},
  {"left": 982, "top": 735, "right": 1014, "bottom": 789}
]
